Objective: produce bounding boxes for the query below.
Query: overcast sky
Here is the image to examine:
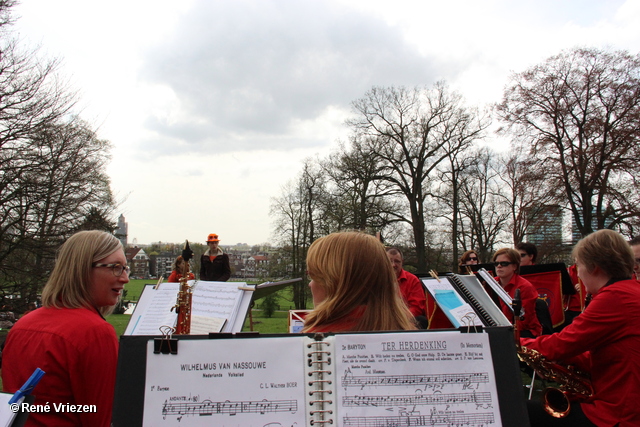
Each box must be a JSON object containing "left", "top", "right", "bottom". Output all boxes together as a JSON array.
[{"left": 12, "top": 0, "right": 640, "bottom": 246}]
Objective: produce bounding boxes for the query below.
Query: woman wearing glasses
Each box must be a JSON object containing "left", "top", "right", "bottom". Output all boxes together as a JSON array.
[
  {"left": 458, "top": 249, "right": 479, "bottom": 273},
  {"left": 1, "top": 230, "right": 128, "bottom": 426},
  {"left": 492, "top": 248, "right": 542, "bottom": 338}
]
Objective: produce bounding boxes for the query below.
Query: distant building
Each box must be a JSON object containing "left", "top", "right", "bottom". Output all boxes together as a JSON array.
[
  {"left": 125, "top": 247, "right": 150, "bottom": 278},
  {"left": 526, "top": 205, "right": 563, "bottom": 246},
  {"left": 116, "top": 214, "right": 128, "bottom": 247},
  {"left": 152, "top": 252, "right": 175, "bottom": 279},
  {"left": 571, "top": 208, "right": 613, "bottom": 244},
  {"left": 244, "top": 255, "right": 269, "bottom": 278}
]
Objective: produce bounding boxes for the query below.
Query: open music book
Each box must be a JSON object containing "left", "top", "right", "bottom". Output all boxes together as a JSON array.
[
  {"left": 123, "top": 281, "right": 254, "bottom": 335},
  {"left": 125, "top": 329, "right": 527, "bottom": 427},
  {"left": 422, "top": 274, "right": 512, "bottom": 328}
]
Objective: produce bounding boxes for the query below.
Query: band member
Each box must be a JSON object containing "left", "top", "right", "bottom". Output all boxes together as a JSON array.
[
  {"left": 303, "top": 232, "right": 416, "bottom": 333},
  {"left": 516, "top": 242, "right": 537, "bottom": 266},
  {"left": 492, "top": 248, "right": 542, "bottom": 337},
  {"left": 523, "top": 229, "right": 640, "bottom": 426},
  {"left": 386, "top": 247, "right": 428, "bottom": 328},
  {"left": 2, "top": 230, "right": 126, "bottom": 426},
  {"left": 458, "top": 249, "right": 479, "bottom": 273},
  {"left": 199, "top": 233, "right": 231, "bottom": 281},
  {"left": 167, "top": 255, "right": 195, "bottom": 282}
]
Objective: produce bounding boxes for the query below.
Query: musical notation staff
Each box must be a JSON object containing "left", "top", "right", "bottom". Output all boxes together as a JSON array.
[
  {"left": 342, "top": 372, "right": 489, "bottom": 389},
  {"left": 342, "top": 391, "right": 492, "bottom": 408},
  {"left": 161, "top": 398, "right": 297, "bottom": 419},
  {"left": 343, "top": 412, "right": 495, "bottom": 427}
]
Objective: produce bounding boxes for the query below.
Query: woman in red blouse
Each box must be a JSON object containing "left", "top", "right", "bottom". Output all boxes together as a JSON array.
[
  {"left": 523, "top": 229, "right": 640, "bottom": 426},
  {"left": 167, "top": 255, "right": 195, "bottom": 282},
  {"left": 492, "top": 248, "right": 542, "bottom": 338},
  {"left": 302, "top": 232, "right": 415, "bottom": 333}
]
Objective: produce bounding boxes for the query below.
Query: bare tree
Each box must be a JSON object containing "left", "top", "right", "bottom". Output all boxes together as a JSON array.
[
  {"left": 498, "top": 151, "right": 563, "bottom": 244},
  {"left": 321, "top": 135, "right": 403, "bottom": 234},
  {"left": 457, "top": 147, "right": 509, "bottom": 262},
  {"left": 270, "top": 160, "right": 325, "bottom": 309},
  {"left": 498, "top": 47, "right": 640, "bottom": 238},
  {"left": 348, "top": 83, "right": 488, "bottom": 270},
  {"left": 1, "top": 118, "right": 115, "bottom": 307}
]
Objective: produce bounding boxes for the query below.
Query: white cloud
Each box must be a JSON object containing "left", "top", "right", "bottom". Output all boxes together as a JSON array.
[{"left": 10, "top": 0, "right": 640, "bottom": 245}]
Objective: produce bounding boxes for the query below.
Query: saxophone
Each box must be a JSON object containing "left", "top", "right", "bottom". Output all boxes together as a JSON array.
[
  {"left": 173, "top": 241, "right": 194, "bottom": 335},
  {"left": 513, "top": 290, "right": 593, "bottom": 418}
]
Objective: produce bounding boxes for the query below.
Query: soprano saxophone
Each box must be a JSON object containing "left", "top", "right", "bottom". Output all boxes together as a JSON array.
[{"left": 173, "top": 241, "right": 194, "bottom": 335}]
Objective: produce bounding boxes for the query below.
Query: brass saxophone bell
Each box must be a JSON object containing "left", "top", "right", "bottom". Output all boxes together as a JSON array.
[{"left": 543, "top": 387, "right": 571, "bottom": 418}]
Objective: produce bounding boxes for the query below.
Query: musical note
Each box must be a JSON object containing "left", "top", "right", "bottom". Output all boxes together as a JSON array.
[{"left": 161, "top": 398, "right": 298, "bottom": 419}]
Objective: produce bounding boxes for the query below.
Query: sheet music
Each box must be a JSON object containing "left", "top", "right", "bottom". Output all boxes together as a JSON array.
[
  {"left": 477, "top": 269, "right": 513, "bottom": 310},
  {"left": 124, "top": 283, "right": 179, "bottom": 335},
  {"left": 143, "top": 337, "right": 307, "bottom": 426},
  {"left": 123, "top": 281, "right": 254, "bottom": 335},
  {"left": 191, "top": 281, "right": 253, "bottom": 333},
  {"left": 334, "top": 331, "right": 502, "bottom": 427},
  {"left": 0, "top": 393, "right": 21, "bottom": 427},
  {"left": 422, "top": 278, "right": 483, "bottom": 327},
  {"left": 189, "top": 315, "right": 226, "bottom": 334}
]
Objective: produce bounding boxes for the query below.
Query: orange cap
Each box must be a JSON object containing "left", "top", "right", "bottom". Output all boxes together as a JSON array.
[{"left": 206, "top": 233, "right": 220, "bottom": 242}]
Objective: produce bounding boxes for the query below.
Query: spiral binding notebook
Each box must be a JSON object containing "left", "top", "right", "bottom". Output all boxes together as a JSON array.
[
  {"left": 422, "top": 274, "right": 512, "bottom": 328},
  {"left": 120, "top": 329, "right": 529, "bottom": 426}
]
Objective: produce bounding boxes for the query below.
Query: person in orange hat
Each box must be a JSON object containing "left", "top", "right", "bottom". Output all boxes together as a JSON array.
[{"left": 199, "top": 233, "right": 231, "bottom": 281}]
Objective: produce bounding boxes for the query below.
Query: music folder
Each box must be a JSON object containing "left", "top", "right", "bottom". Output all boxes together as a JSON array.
[{"left": 113, "top": 328, "right": 528, "bottom": 426}]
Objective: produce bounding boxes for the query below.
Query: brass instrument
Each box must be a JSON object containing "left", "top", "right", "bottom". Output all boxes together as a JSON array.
[
  {"left": 514, "top": 290, "right": 593, "bottom": 418},
  {"left": 517, "top": 345, "right": 593, "bottom": 418},
  {"left": 173, "top": 241, "right": 194, "bottom": 335}
]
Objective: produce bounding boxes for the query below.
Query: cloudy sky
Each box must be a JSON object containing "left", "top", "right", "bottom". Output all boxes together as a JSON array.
[{"left": 12, "top": 0, "right": 640, "bottom": 246}]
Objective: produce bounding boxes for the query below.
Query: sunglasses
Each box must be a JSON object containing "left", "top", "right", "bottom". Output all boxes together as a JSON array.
[
  {"left": 519, "top": 253, "right": 529, "bottom": 258},
  {"left": 467, "top": 256, "right": 478, "bottom": 261},
  {"left": 493, "top": 261, "right": 515, "bottom": 267}
]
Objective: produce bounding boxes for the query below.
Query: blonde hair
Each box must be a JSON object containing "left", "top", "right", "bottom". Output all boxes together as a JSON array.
[
  {"left": 573, "top": 229, "right": 634, "bottom": 279},
  {"left": 41, "top": 230, "right": 124, "bottom": 316},
  {"left": 303, "top": 232, "right": 416, "bottom": 332},
  {"left": 492, "top": 248, "right": 521, "bottom": 275}
]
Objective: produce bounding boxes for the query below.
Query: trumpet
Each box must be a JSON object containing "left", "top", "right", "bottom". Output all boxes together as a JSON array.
[{"left": 513, "top": 290, "right": 593, "bottom": 418}]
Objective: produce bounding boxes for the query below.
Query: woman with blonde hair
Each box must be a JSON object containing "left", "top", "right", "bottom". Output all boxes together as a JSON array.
[
  {"left": 2, "top": 230, "right": 128, "bottom": 426},
  {"left": 303, "top": 231, "right": 416, "bottom": 333},
  {"left": 523, "top": 229, "right": 640, "bottom": 426}
]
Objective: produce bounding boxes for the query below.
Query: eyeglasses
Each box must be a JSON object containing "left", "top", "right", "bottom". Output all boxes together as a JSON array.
[
  {"left": 519, "top": 253, "right": 529, "bottom": 258},
  {"left": 467, "top": 256, "right": 478, "bottom": 261},
  {"left": 493, "top": 261, "right": 515, "bottom": 267},
  {"left": 93, "top": 263, "right": 130, "bottom": 277}
]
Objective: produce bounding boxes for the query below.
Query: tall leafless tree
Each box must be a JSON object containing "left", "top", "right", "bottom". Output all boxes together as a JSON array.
[
  {"left": 457, "top": 147, "right": 509, "bottom": 262},
  {"left": 498, "top": 47, "right": 640, "bottom": 238},
  {"left": 348, "top": 83, "right": 488, "bottom": 270}
]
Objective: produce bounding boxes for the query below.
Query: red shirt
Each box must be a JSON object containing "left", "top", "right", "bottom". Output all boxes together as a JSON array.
[
  {"left": 167, "top": 271, "right": 195, "bottom": 283},
  {"left": 306, "top": 307, "right": 365, "bottom": 333},
  {"left": 397, "top": 270, "right": 426, "bottom": 317},
  {"left": 496, "top": 273, "right": 542, "bottom": 337},
  {"left": 522, "top": 279, "right": 640, "bottom": 426},
  {"left": 2, "top": 307, "right": 118, "bottom": 427}
]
